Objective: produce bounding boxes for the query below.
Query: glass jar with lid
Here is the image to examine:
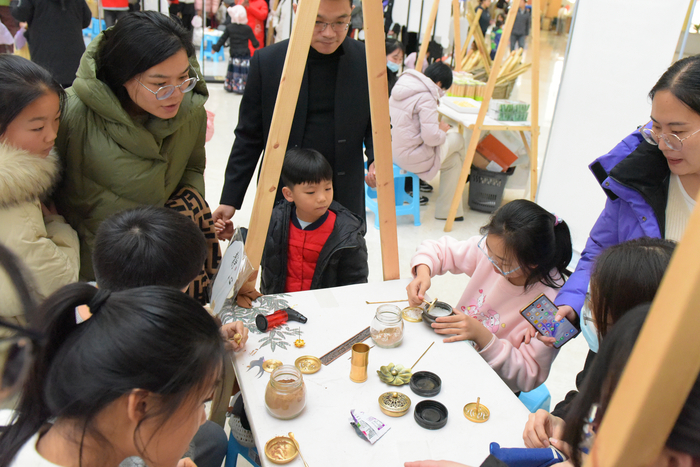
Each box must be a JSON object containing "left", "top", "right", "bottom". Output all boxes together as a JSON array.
[
  {"left": 370, "top": 304, "right": 404, "bottom": 348},
  {"left": 264, "top": 364, "right": 306, "bottom": 419}
]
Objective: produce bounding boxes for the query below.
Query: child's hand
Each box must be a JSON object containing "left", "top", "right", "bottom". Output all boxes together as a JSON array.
[
  {"left": 439, "top": 121, "right": 451, "bottom": 132},
  {"left": 535, "top": 305, "right": 577, "bottom": 347},
  {"left": 214, "top": 218, "right": 234, "bottom": 241},
  {"left": 220, "top": 321, "right": 249, "bottom": 352},
  {"left": 522, "top": 327, "right": 538, "bottom": 345},
  {"left": 432, "top": 308, "right": 493, "bottom": 349},
  {"left": 523, "top": 409, "right": 566, "bottom": 448},
  {"left": 406, "top": 264, "right": 431, "bottom": 306}
]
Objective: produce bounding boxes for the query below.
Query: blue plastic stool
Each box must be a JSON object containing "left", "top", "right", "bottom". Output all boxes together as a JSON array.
[
  {"left": 225, "top": 432, "right": 261, "bottom": 467},
  {"left": 365, "top": 164, "right": 421, "bottom": 229},
  {"left": 519, "top": 384, "right": 551, "bottom": 413},
  {"left": 202, "top": 34, "right": 225, "bottom": 62}
]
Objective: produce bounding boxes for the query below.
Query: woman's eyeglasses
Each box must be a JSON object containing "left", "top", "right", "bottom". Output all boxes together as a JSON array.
[
  {"left": 638, "top": 121, "right": 700, "bottom": 151},
  {"left": 135, "top": 67, "right": 200, "bottom": 101}
]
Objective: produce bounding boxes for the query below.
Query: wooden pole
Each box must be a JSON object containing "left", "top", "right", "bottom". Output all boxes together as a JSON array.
[
  {"left": 452, "top": 0, "right": 463, "bottom": 71},
  {"left": 416, "top": 0, "right": 440, "bottom": 73},
  {"left": 460, "top": 9, "right": 482, "bottom": 66},
  {"left": 244, "top": 0, "right": 320, "bottom": 270},
  {"left": 529, "top": 0, "right": 540, "bottom": 201},
  {"left": 266, "top": 0, "right": 280, "bottom": 47},
  {"left": 585, "top": 193, "right": 700, "bottom": 466},
  {"left": 362, "top": 0, "right": 400, "bottom": 280},
  {"left": 443, "top": 1, "right": 519, "bottom": 232}
]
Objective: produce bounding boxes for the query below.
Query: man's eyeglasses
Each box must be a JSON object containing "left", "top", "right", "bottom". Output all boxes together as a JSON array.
[
  {"left": 477, "top": 235, "right": 521, "bottom": 276},
  {"left": 314, "top": 21, "right": 350, "bottom": 32},
  {"left": 0, "top": 319, "right": 41, "bottom": 399},
  {"left": 638, "top": 120, "right": 700, "bottom": 151},
  {"left": 135, "top": 67, "right": 199, "bottom": 101}
]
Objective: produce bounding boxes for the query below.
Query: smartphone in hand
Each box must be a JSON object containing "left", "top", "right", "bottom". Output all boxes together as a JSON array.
[{"left": 520, "top": 293, "right": 579, "bottom": 348}]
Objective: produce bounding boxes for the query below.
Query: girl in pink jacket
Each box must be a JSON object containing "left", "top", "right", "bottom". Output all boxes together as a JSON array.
[
  {"left": 389, "top": 62, "right": 467, "bottom": 219},
  {"left": 407, "top": 200, "right": 573, "bottom": 392}
]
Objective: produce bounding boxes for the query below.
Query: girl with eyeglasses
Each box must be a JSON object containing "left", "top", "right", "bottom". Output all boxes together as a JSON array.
[
  {"left": 0, "top": 55, "right": 80, "bottom": 330},
  {"left": 406, "top": 199, "right": 572, "bottom": 393},
  {"left": 53, "top": 12, "right": 215, "bottom": 295},
  {"left": 0, "top": 285, "right": 227, "bottom": 467},
  {"left": 551, "top": 55, "right": 700, "bottom": 333}
]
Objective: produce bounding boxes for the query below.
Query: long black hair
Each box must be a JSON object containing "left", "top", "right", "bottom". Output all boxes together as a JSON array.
[
  {"left": 589, "top": 237, "right": 675, "bottom": 340},
  {"left": 0, "top": 284, "right": 226, "bottom": 467},
  {"left": 649, "top": 55, "right": 700, "bottom": 115},
  {"left": 0, "top": 55, "right": 65, "bottom": 137},
  {"left": 480, "top": 199, "right": 572, "bottom": 289},
  {"left": 96, "top": 11, "right": 196, "bottom": 109}
]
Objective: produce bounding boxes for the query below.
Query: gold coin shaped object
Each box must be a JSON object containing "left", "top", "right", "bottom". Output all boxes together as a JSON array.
[
  {"left": 263, "top": 359, "right": 283, "bottom": 373},
  {"left": 264, "top": 436, "right": 299, "bottom": 464},
  {"left": 402, "top": 306, "right": 423, "bottom": 323},
  {"left": 294, "top": 356, "right": 322, "bottom": 374},
  {"left": 463, "top": 402, "right": 490, "bottom": 423},
  {"left": 378, "top": 391, "right": 411, "bottom": 417}
]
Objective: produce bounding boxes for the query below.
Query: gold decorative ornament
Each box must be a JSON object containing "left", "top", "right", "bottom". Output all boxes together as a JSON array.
[
  {"left": 378, "top": 391, "right": 411, "bottom": 417},
  {"left": 377, "top": 363, "right": 412, "bottom": 385},
  {"left": 294, "top": 355, "right": 322, "bottom": 374},
  {"left": 463, "top": 397, "right": 490, "bottom": 423},
  {"left": 264, "top": 436, "right": 299, "bottom": 464}
]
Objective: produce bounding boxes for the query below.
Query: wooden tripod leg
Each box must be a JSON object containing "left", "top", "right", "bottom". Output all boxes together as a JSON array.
[
  {"left": 416, "top": 0, "right": 440, "bottom": 72},
  {"left": 529, "top": 0, "right": 540, "bottom": 202},
  {"left": 452, "top": 0, "right": 463, "bottom": 71},
  {"left": 363, "top": 0, "right": 399, "bottom": 280},
  {"left": 244, "top": 0, "right": 320, "bottom": 270}
]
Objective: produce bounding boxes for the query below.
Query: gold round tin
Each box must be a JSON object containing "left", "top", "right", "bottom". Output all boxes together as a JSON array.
[
  {"left": 264, "top": 436, "right": 299, "bottom": 464},
  {"left": 294, "top": 355, "right": 322, "bottom": 374},
  {"left": 378, "top": 391, "right": 411, "bottom": 417},
  {"left": 263, "top": 359, "right": 283, "bottom": 373},
  {"left": 463, "top": 402, "right": 490, "bottom": 423},
  {"left": 402, "top": 306, "right": 423, "bottom": 323}
]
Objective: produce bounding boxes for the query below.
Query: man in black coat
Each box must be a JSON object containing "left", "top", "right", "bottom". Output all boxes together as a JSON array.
[{"left": 213, "top": 0, "right": 376, "bottom": 232}]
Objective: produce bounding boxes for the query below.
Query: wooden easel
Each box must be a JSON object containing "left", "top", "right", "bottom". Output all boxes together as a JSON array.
[
  {"left": 266, "top": 0, "right": 280, "bottom": 46},
  {"left": 443, "top": 0, "right": 540, "bottom": 232},
  {"left": 242, "top": 0, "right": 399, "bottom": 279}
]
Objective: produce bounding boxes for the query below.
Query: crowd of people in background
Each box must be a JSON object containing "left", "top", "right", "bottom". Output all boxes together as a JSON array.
[{"left": 0, "top": 1, "right": 698, "bottom": 467}]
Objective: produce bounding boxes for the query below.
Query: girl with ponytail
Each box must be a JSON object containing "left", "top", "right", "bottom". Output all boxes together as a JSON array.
[
  {"left": 407, "top": 199, "right": 573, "bottom": 393},
  {"left": 0, "top": 284, "right": 226, "bottom": 467}
]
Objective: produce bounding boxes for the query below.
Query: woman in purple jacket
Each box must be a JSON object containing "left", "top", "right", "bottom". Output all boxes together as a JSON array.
[{"left": 552, "top": 55, "right": 700, "bottom": 327}]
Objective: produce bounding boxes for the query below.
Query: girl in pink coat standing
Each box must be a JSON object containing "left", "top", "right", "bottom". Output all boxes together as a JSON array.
[
  {"left": 389, "top": 62, "right": 467, "bottom": 219},
  {"left": 407, "top": 200, "right": 573, "bottom": 393}
]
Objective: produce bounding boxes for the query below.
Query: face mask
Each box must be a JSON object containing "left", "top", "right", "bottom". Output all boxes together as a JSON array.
[
  {"left": 387, "top": 61, "right": 400, "bottom": 73},
  {"left": 580, "top": 295, "right": 599, "bottom": 353}
]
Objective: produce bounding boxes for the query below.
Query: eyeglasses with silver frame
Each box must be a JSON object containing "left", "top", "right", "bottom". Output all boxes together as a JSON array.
[
  {"left": 638, "top": 120, "right": 700, "bottom": 151},
  {"left": 135, "top": 67, "right": 200, "bottom": 101},
  {"left": 477, "top": 235, "right": 521, "bottom": 277},
  {"left": 314, "top": 21, "right": 351, "bottom": 32}
]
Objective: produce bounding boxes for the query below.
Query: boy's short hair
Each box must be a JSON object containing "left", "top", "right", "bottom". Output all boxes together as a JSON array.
[
  {"left": 425, "top": 62, "right": 453, "bottom": 89},
  {"left": 280, "top": 148, "right": 333, "bottom": 188},
  {"left": 92, "top": 206, "right": 207, "bottom": 292}
]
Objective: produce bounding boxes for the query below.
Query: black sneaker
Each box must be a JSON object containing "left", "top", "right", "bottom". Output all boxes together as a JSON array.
[
  {"left": 419, "top": 181, "right": 434, "bottom": 193},
  {"left": 420, "top": 196, "right": 429, "bottom": 206}
]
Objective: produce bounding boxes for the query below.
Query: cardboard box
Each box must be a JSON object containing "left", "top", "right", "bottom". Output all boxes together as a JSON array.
[{"left": 476, "top": 134, "right": 518, "bottom": 172}]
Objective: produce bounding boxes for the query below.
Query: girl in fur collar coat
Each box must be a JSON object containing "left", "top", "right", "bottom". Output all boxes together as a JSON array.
[{"left": 0, "top": 55, "right": 79, "bottom": 328}]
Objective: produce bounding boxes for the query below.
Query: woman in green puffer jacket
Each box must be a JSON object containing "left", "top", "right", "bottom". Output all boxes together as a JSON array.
[{"left": 55, "top": 12, "right": 209, "bottom": 282}]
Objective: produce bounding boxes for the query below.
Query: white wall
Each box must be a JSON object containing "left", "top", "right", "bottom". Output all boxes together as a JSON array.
[
  {"left": 537, "top": 0, "right": 688, "bottom": 258},
  {"left": 391, "top": 0, "right": 454, "bottom": 48}
]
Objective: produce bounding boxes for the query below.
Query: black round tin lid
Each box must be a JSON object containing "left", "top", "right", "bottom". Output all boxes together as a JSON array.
[
  {"left": 255, "top": 314, "right": 268, "bottom": 332},
  {"left": 410, "top": 371, "right": 442, "bottom": 397},
  {"left": 414, "top": 400, "right": 448, "bottom": 429}
]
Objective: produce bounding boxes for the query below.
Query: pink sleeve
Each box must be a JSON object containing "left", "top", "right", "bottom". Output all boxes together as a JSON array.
[
  {"left": 410, "top": 236, "right": 480, "bottom": 278},
  {"left": 478, "top": 322, "right": 559, "bottom": 393}
]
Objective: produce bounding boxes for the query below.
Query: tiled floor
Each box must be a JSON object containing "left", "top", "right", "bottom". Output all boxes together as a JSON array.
[{"left": 202, "top": 29, "right": 589, "bottom": 432}]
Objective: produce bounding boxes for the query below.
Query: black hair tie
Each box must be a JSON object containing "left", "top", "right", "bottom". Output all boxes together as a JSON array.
[{"left": 88, "top": 289, "right": 112, "bottom": 315}]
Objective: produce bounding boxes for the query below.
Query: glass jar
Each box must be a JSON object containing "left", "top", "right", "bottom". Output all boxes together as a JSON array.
[
  {"left": 264, "top": 364, "right": 306, "bottom": 420},
  {"left": 370, "top": 305, "right": 404, "bottom": 348}
]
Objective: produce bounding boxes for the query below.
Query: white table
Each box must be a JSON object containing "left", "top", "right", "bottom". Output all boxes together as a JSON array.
[{"left": 222, "top": 280, "right": 530, "bottom": 467}]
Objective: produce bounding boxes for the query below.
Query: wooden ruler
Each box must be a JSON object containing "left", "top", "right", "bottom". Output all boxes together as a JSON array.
[{"left": 319, "top": 327, "right": 371, "bottom": 365}]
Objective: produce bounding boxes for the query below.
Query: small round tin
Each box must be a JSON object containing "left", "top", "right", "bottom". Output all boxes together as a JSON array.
[
  {"left": 401, "top": 306, "right": 423, "bottom": 323},
  {"left": 414, "top": 400, "right": 448, "bottom": 429},
  {"left": 264, "top": 436, "right": 299, "bottom": 464},
  {"left": 294, "top": 355, "right": 322, "bottom": 374},
  {"left": 409, "top": 371, "right": 442, "bottom": 397},
  {"left": 463, "top": 401, "right": 490, "bottom": 423},
  {"left": 378, "top": 391, "right": 411, "bottom": 417},
  {"left": 263, "top": 359, "right": 283, "bottom": 373},
  {"left": 421, "top": 301, "right": 455, "bottom": 326}
]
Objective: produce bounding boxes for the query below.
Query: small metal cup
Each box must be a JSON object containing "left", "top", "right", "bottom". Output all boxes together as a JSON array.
[{"left": 349, "top": 343, "right": 370, "bottom": 383}]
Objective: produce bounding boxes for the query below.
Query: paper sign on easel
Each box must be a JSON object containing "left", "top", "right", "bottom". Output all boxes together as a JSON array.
[{"left": 211, "top": 238, "right": 248, "bottom": 315}]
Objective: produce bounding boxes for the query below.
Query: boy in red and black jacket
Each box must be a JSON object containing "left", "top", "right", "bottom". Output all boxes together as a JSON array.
[{"left": 260, "top": 148, "right": 368, "bottom": 294}]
